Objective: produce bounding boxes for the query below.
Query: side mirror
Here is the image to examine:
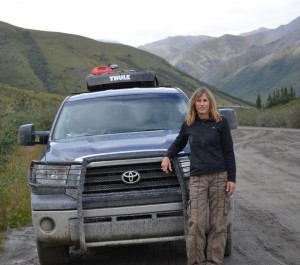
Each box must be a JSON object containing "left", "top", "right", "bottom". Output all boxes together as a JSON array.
[
  {"left": 218, "top": 108, "right": 238, "bottom": 130},
  {"left": 18, "top": 124, "right": 50, "bottom": 146}
]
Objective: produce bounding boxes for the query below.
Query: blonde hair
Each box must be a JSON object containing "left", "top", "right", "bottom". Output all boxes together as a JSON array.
[{"left": 186, "top": 87, "right": 221, "bottom": 126}]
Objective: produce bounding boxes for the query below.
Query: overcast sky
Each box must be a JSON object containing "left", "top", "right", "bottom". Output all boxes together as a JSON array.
[{"left": 1, "top": 0, "right": 299, "bottom": 47}]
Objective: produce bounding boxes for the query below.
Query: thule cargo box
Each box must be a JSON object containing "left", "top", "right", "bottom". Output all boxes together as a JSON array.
[{"left": 85, "top": 66, "right": 158, "bottom": 92}]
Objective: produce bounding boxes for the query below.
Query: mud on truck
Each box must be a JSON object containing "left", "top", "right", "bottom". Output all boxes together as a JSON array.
[{"left": 18, "top": 65, "right": 238, "bottom": 265}]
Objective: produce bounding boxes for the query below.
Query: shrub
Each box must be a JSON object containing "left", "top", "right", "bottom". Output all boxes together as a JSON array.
[{"left": 236, "top": 98, "right": 300, "bottom": 128}]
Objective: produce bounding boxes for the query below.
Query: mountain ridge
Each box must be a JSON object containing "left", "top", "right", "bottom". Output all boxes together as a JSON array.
[{"left": 139, "top": 16, "right": 300, "bottom": 102}]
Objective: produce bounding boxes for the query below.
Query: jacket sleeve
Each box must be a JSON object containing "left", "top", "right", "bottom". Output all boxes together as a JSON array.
[
  {"left": 221, "top": 117, "right": 236, "bottom": 182},
  {"left": 165, "top": 122, "right": 189, "bottom": 159}
]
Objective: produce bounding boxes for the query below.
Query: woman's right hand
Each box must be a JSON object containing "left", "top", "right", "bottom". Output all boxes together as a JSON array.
[{"left": 161, "top": 156, "right": 172, "bottom": 174}]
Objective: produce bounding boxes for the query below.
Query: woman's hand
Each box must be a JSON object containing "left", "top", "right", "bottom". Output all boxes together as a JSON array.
[
  {"left": 226, "top": 181, "right": 236, "bottom": 196},
  {"left": 161, "top": 157, "right": 172, "bottom": 174}
]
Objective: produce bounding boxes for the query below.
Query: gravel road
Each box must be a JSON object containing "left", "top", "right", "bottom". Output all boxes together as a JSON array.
[{"left": 1, "top": 126, "right": 300, "bottom": 265}]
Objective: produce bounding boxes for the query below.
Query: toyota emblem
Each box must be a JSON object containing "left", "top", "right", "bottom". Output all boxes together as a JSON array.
[{"left": 121, "top": 171, "right": 141, "bottom": 184}]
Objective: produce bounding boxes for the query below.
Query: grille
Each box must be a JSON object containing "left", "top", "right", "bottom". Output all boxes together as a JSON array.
[{"left": 83, "top": 161, "right": 180, "bottom": 194}]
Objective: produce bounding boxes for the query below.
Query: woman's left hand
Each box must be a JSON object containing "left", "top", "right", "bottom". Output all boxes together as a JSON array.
[{"left": 226, "top": 181, "right": 236, "bottom": 196}]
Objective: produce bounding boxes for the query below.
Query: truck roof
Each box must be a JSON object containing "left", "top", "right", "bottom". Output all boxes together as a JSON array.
[{"left": 67, "top": 86, "right": 185, "bottom": 102}]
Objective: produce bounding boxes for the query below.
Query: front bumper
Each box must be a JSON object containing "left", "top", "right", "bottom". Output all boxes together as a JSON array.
[{"left": 32, "top": 201, "right": 185, "bottom": 247}]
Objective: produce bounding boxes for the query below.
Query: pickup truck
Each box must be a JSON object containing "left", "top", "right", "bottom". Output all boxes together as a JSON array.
[{"left": 18, "top": 66, "right": 237, "bottom": 265}]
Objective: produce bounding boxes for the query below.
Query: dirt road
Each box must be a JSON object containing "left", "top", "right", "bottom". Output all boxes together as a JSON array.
[{"left": 1, "top": 126, "right": 300, "bottom": 265}]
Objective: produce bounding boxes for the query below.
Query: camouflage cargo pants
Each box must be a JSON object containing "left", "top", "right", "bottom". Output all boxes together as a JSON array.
[{"left": 186, "top": 172, "right": 230, "bottom": 265}]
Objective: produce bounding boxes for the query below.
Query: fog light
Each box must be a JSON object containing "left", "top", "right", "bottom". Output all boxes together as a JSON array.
[{"left": 40, "top": 217, "right": 55, "bottom": 232}]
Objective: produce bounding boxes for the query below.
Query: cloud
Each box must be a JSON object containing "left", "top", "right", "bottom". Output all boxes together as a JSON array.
[{"left": 1, "top": 0, "right": 299, "bottom": 47}]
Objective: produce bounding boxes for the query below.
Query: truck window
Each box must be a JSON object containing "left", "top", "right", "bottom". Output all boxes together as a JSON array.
[{"left": 53, "top": 93, "right": 188, "bottom": 140}]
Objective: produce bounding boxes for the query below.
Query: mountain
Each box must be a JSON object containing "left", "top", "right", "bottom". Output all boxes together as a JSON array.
[
  {"left": 239, "top": 27, "right": 270, "bottom": 36},
  {"left": 0, "top": 21, "right": 249, "bottom": 106},
  {"left": 139, "top": 17, "right": 300, "bottom": 102},
  {"left": 0, "top": 21, "right": 202, "bottom": 95},
  {"left": 1, "top": 21, "right": 191, "bottom": 94},
  {"left": 139, "top": 35, "right": 215, "bottom": 62}
]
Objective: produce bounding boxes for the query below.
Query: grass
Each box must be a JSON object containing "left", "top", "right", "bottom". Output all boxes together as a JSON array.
[
  {"left": 236, "top": 97, "right": 300, "bottom": 128},
  {"left": 0, "top": 146, "right": 43, "bottom": 250}
]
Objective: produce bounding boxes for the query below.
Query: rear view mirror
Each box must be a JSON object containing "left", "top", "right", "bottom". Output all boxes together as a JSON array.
[
  {"left": 218, "top": 108, "right": 238, "bottom": 130},
  {"left": 18, "top": 124, "right": 50, "bottom": 146}
]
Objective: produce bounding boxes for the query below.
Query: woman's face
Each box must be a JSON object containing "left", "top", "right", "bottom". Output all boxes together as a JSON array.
[{"left": 195, "top": 93, "right": 210, "bottom": 118}]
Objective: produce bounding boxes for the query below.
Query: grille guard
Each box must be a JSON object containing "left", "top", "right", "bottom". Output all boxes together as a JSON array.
[{"left": 28, "top": 151, "right": 191, "bottom": 251}]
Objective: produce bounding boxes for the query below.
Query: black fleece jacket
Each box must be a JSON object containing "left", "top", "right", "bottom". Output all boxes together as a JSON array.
[{"left": 165, "top": 116, "right": 236, "bottom": 182}]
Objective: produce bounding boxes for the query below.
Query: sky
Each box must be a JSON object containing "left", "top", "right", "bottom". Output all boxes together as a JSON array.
[{"left": 1, "top": 0, "right": 299, "bottom": 47}]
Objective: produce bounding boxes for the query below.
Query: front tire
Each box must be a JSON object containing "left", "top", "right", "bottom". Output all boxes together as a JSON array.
[{"left": 37, "top": 241, "right": 69, "bottom": 265}]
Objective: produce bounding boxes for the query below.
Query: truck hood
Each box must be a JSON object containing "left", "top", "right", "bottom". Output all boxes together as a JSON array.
[{"left": 43, "top": 130, "right": 188, "bottom": 162}]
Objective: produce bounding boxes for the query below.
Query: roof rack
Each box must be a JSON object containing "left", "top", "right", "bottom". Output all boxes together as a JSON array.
[{"left": 85, "top": 65, "right": 159, "bottom": 92}]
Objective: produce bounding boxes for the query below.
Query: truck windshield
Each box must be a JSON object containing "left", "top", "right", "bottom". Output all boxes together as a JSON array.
[{"left": 53, "top": 93, "right": 188, "bottom": 140}]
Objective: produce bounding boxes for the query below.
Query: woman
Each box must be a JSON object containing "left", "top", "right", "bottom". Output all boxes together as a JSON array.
[{"left": 161, "top": 87, "right": 236, "bottom": 265}]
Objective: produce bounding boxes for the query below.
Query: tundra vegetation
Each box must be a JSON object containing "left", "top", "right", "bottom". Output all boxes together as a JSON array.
[
  {"left": 237, "top": 97, "right": 300, "bottom": 128},
  {"left": 0, "top": 84, "right": 63, "bottom": 248},
  {"left": 243, "top": 87, "right": 299, "bottom": 128}
]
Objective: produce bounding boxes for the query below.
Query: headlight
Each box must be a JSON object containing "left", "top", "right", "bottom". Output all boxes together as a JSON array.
[{"left": 29, "top": 163, "right": 82, "bottom": 188}]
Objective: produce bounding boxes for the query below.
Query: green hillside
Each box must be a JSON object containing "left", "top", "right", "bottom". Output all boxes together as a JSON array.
[
  {"left": 0, "top": 21, "right": 249, "bottom": 106},
  {"left": 0, "top": 21, "right": 199, "bottom": 95},
  {"left": 0, "top": 83, "right": 64, "bottom": 166},
  {"left": 220, "top": 46, "right": 300, "bottom": 102}
]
